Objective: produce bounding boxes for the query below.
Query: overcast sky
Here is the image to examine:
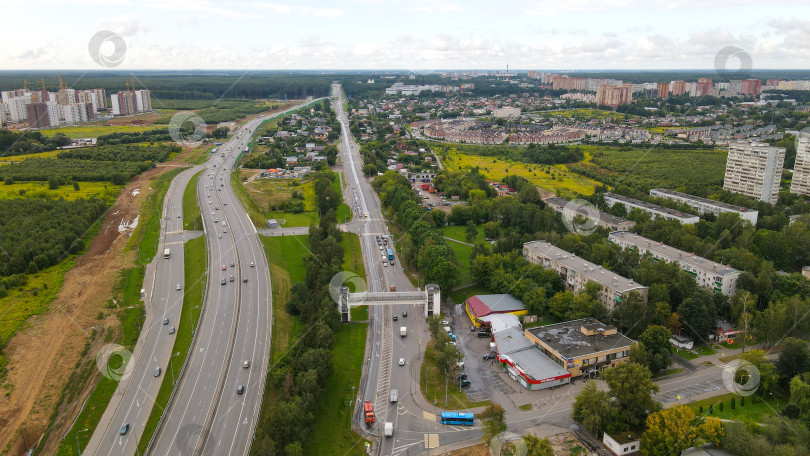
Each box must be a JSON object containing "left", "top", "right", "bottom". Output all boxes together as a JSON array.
[{"left": 2, "top": 0, "right": 810, "bottom": 70}]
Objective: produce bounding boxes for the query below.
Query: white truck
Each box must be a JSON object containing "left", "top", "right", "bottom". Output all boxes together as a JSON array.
[
  {"left": 400, "top": 326, "right": 406, "bottom": 337},
  {"left": 384, "top": 422, "right": 393, "bottom": 437},
  {"left": 163, "top": 248, "right": 171, "bottom": 259}
]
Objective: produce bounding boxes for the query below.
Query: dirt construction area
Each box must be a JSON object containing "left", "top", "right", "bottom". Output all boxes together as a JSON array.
[{"left": 0, "top": 162, "right": 183, "bottom": 456}]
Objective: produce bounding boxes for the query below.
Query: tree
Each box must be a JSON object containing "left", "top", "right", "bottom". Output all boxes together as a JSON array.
[
  {"left": 572, "top": 380, "right": 615, "bottom": 438},
  {"left": 632, "top": 325, "right": 672, "bottom": 376},
  {"left": 465, "top": 220, "right": 477, "bottom": 242},
  {"left": 641, "top": 405, "right": 699, "bottom": 456},
  {"left": 677, "top": 291, "right": 716, "bottom": 341},
  {"left": 602, "top": 362, "right": 661, "bottom": 427},
  {"left": 737, "top": 349, "right": 776, "bottom": 395},
  {"left": 776, "top": 338, "right": 810, "bottom": 384},
  {"left": 700, "top": 416, "right": 725, "bottom": 447},
  {"left": 483, "top": 221, "right": 500, "bottom": 239},
  {"left": 480, "top": 404, "right": 507, "bottom": 445},
  {"left": 523, "top": 433, "right": 554, "bottom": 456},
  {"left": 363, "top": 163, "right": 377, "bottom": 177}
]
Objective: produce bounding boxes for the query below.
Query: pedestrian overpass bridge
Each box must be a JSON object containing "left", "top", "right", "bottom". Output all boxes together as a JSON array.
[{"left": 339, "top": 284, "right": 440, "bottom": 321}]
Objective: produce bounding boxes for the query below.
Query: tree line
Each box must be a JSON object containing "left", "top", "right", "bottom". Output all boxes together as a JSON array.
[
  {"left": 0, "top": 129, "right": 71, "bottom": 156},
  {"left": 251, "top": 172, "right": 344, "bottom": 456}
]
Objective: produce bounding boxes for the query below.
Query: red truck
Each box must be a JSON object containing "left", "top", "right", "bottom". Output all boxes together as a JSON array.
[
  {"left": 421, "top": 183, "right": 429, "bottom": 190},
  {"left": 364, "top": 400, "right": 375, "bottom": 426}
]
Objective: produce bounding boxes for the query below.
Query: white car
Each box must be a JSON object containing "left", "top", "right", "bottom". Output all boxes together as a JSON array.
[
  {"left": 176, "top": 284, "right": 181, "bottom": 290},
  {"left": 398, "top": 358, "right": 405, "bottom": 366}
]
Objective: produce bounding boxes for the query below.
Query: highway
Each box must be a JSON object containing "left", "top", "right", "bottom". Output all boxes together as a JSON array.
[
  {"left": 333, "top": 84, "right": 427, "bottom": 456},
  {"left": 87, "top": 101, "right": 318, "bottom": 456},
  {"left": 85, "top": 166, "right": 202, "bottom": 456}
]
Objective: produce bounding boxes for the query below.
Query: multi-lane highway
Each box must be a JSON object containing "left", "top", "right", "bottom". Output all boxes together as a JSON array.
[
  {"left": 85, "top": 165, "right": 202, "bottom": 456},
  {"left": 87, "top": 101, "right": 319, "bottom": 456},
  {"left": 333, "top": 84, "right": 428, "bottom": 456}
]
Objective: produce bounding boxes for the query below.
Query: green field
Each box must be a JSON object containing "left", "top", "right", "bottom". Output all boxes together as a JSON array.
[
  {"left": 687, "top": 392, "right": 787, "bottom": 423},
  {"left": 137, "top": 235, "right": 206, "bottom": 455},
  {"left": 537, "top": 108, "right": 633, "bottom": 122},
  {"left": 0, "top": 150, "right": 61, "bottom": 163},
  {"left": 39, "top": 124, "right": 162, "bottom": 139},
  {"left": 129, "top": 168, "right": 183, "bottom": 264},
  {"left": 303, "top": 323, "right": 370, "bottom": 456},
  {"left": 183, "top": 171, "right": 203, "bottom": 230},
  {"left": 342, "top": 233, "right": 367, "bottom": 283},
  {"left": 442, "top": 149, "right": 600, "bottom": 197},
  {"left": 444, "top": 239, "right": 474, "bottom": 287},
  {"left": 0, "top": 181, "right": 121, "bottom": 204},
  {"left": 260, "top": 235, "right": 309, "bottom": 363},
  {"left": 54, "top": 267, "right": 146, "bottom": 456},
  {"left": 420, "top": 339, "right": 490, "bottom": 410},
  {"left": 441, "top": 225, "right": 484, "bottom": 244}
]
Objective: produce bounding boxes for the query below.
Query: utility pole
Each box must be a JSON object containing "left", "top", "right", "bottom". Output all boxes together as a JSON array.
[
  {"left": 76, "top": 428, "right": 89, "bottom": 455},
  {"left": 742, "top": 293, "right": 750, "bottom": 353}
]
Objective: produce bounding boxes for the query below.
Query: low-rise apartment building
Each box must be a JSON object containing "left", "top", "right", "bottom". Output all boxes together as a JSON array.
[
  {"left": 603, "top": 192, "right": 700, "bottom": 224},
  {"left": 523, "top": 241, "right": 648, "bottom": 309},
  {"left": 608, "top": 231, "right": 741, "bottom": 295},
  {"left": 545, "top": 197, "right": 636, "bottom": 231},
  {"left": 524, "top": 318, "right": 634, "bottom": 378},
  {"left": 649, "top": 188, "right": 758, "bottom": 225}
]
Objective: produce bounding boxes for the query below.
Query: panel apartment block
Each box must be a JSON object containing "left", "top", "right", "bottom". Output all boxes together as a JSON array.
[
  {"left": 649, "top": 188, "right": 758, "bottom": 225},
  {"left": 603, "top": 192, "right": 700, "bottom": 224},
  {"left": 723, "top": 141, "right": 785, "bottom": 204}
]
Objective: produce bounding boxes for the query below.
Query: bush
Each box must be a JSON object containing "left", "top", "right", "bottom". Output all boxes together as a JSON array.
[
  {"left": 731, "top": 397, "right": 736, "bottom": 409},
  {"left": 719, "top": 402, "right": 724, "bottom": 412}
]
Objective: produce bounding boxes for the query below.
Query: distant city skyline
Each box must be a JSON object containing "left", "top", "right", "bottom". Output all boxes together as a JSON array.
[{"left": 3, "top": 0, "right": 810, "bottom": 70}]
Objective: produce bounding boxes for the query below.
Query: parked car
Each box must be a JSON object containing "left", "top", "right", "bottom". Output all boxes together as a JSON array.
[{"left": 483, "top": 354, "right": 495, "bottom": 360}]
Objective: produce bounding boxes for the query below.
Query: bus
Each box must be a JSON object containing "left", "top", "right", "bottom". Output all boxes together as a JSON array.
[
  {"left": 440, "top": 412, "right": 474, "bottom": 426},
  {"left": 387, "top": 248, "right": 394, "bottom": 261}
]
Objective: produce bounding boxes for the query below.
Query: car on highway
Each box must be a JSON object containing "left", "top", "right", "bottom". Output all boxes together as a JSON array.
[
  {"left": 154, "top": 367, "right": 161, "bottom": 377},
  {"left": 383, "top": 261, "right": 387, "bottom": 267},
  {"left": 223, "top": 228, "right": 228, "bottom": 232},
  {"left": 119, "top": 423, "right": 129, "bottom": 435},
  {"left": 250, "top": 262, "right": 254, "bottom": 267},
  {"left": 402, "top": 310, "right": 407, "bottom": 317},
  {"left": 218, "top": 233, "right": 222, "bottom": 239},
  {"left": 236, "top": 385, "right": 245, "bottom": 395},
  {"left": 243, "top": 360, "right": 250, "bottom": 368},
  {"left": 393, "top": 315, "right": 397, "bottom": 321},
  {"left": 243, "top": 277, "right": 248, "bottom": 283},
  {"left": 163, "top": 317, "right": 169, "bottom": 325},
  {"left": 222, "top": 265, "right": 227, "bottom": 270},
  {"left": 222, "top": 221, "right": 226, "bottom": 226},
  {"left": 176, "top": 284, "right": 181, "bottom": 290},
  {"left": 221, "top": 277, "right": 226, "bottom": 285},
  {"left": 229, "top": 276, "right": 234, "bottom": 282},
  {"left": 390, "top": 389, "right": 398, "bottom": 402},
  {"left": 398, "top": 358, "right": 405, "bottom": 366},
  {"left": 214, "top": 218, "right": 219, "bottom": 223},
  {"left": 169, "top": 327, "right": 176, "bottom": 335},
  {"left": 230, "top": 261, "right": 234, "bottom": 267}
]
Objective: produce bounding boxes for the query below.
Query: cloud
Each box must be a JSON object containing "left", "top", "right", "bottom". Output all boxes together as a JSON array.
[{"left": 96, "top": 13, "right": 148, "bottom": 36}]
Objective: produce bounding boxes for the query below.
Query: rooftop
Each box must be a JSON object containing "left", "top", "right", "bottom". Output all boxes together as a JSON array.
[
  {"left": 650, "top": 188, "right": 757, "bottom": 214},
  {"left": 604, "top": 192, "right": 699, "bottom": 220},
  {"left": 545, "top": 196, "right": 630, "bottom": 226},
  {"left": 465, "top": 294, "right": 525, "bottom": 318},
  {"left": 527, "top": 318, "right": 635, "bottom": 359},
  {"left": 493, "top": 328, "right": 571, "bottom": 382},
  {"left": 609, "top": 231, "right": 740, "bottom": 276},
  {"left": 523, "top": 241, "right": 647, "bottom": 294}
]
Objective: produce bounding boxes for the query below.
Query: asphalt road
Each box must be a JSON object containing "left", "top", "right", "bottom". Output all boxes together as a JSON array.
[
  {"left": 88, "top": 101, "right": 318, "bottom": 456},
  {"left": 85, "top": 165, "right": 202, "bottom": 456},
  {"left": 333, "top": 84, "right": 428, "bottom": 456}
]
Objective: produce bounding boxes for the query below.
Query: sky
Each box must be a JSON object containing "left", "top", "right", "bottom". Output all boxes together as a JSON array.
[{"left": 2, "top": 0, "right": 810, "bottom": 70}]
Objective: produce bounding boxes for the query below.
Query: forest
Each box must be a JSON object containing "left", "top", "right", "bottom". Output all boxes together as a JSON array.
[
  {"left": 0, "top": 144, "right": 178, "bottom": 183},
  {"left": 0, "top": 197, "right": 107, "bottom": 277},
  {"left": 0, "top": 129, "right": 71, "bottom": 156}
]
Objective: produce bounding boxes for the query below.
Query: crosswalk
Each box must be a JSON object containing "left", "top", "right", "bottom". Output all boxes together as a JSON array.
[{"left": 424, "top": 433, "right": 439, "bottom": 449}]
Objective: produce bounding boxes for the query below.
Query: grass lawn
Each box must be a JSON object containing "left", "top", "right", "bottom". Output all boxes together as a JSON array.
[
  {"left": 260, "top": 235, "right": 309, "bottom": 363},
  {"left": 444, "top": 239, "right": 474, "bottom": 286},
  {"left": 696, "top": 345, "right": 718, "bottom": 356},
  {"left": 0, "top": 181, "right": 121, "bottom": 204},
  {"left": 688, "top": 392, "right": 788, "bottom": 423},
  {"left": 420, "top": 339, "right": 490, "bottom": 410},
  {"left": 302, "top": 324, "right": 370, "bottom": 456},
  {"left": 129, "top": 168, "right": 182, "bottom": 264},
  {"left": 342, "top": 233, "right": 367, "bottom": 282},
  {"left": 442, "top": 149, "right": 600, "bottom": 197},
  {"left": 449, "top": 284, "right": 492, "bottom": 306},
  {"left": 54, "top": 266, "right": 145, "bottom": 456},
  {"left": 674, "top": 348, "right": 699, "bottom": 360},
  {"left": 266, "top": 211, "right": 318, "bottom": 227},
  {"left": 441, "top": 225, "right": 484, "bottom": 244},
  {"left": 137, "top": 235, "right": 206, "bottom": 455},
  {"left": 183, "top": 171, "right": 203, "bottom": 230},
  {"left": 39, "top": 124, "right": 162, "bottom": 138}
]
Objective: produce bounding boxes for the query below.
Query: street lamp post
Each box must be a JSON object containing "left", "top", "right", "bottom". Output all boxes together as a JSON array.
[
  {"left": 170, "top": 352, "right": 180, "bottom": 385},
  {"left": 76, "top": 428, "right": 89, "bottom": 456}
]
